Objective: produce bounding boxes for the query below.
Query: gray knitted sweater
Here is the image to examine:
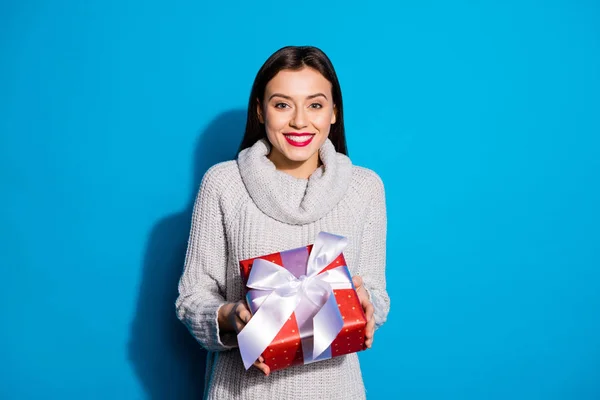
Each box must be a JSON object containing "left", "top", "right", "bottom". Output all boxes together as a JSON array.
[{"left": 176, "top": 138, "right": 390, "bottom": 400}]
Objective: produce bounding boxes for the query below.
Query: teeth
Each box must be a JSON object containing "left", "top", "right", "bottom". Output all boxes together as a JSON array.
[{"left": 286, "top": 135, "right": 312, "bottom": 142}]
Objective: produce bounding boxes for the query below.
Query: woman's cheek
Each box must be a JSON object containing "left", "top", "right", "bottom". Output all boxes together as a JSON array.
[
  {"left": 266, "top": 111, "right": 289, "bottom": 131},
  {"left": 313, "top": 112, "right": 334, "bottom": 130}
]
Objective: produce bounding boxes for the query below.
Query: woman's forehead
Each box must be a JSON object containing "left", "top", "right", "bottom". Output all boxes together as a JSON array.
[{"left": 266, "top": 68, "right": 332, "bottom": 98}]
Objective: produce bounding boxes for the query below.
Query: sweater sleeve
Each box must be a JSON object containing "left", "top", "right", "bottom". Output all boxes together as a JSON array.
[
  {"left": 175, "top": 166, "right": 237, "bottom": 352},
  {"left": 355, "top": 172, "right": 391, "bottom": 330}
]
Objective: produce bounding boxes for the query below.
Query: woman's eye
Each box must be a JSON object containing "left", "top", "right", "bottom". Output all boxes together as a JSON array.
[
  {"left": 274, "top": 103, "right": 289, "bottom": 109},
  {"left": 309, "top": 103, "right": 323, "bottom": 109}
]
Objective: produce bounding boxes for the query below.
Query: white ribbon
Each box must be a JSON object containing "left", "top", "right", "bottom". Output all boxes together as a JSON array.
[{"left": 237, "top": 232, "right": 352, "bottom": 370}]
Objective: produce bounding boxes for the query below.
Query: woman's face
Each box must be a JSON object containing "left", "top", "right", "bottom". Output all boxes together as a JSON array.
[{"left": 258, "top": 67, "right": 336, "bottom": 167}]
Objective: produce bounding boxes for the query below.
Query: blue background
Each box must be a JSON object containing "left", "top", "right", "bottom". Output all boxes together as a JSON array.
[{"left": 1, "top": 1, "right": 599, "bottom": 399}]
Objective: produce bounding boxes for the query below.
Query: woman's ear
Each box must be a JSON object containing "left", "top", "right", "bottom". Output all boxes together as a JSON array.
[
  {"left": 331, "top": 104, "right": 337, "bottom": 125},
  {"left": 256, "top": 99, "right": 264, "bottom": 124}
]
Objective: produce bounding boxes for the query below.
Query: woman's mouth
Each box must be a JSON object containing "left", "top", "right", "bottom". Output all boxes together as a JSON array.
[{"left": 284, "top": 133, "right": 315, "bottom": 147}]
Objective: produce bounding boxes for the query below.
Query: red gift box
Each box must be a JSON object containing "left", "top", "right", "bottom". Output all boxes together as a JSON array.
[{"left": 238, "top": 241, "right": 367, "bottom": 372}]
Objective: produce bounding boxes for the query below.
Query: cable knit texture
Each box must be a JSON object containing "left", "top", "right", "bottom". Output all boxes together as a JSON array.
[{"left": 176, "top": 138, "right": 390, "bottom": 400}]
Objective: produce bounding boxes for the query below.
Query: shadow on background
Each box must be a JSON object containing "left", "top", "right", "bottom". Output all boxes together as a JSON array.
[{"left": 128, "top": 109, "right": 246, "bottom": 399}]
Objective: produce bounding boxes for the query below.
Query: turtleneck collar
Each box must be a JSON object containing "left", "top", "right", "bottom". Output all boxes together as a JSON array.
[{"left": 237, "top": 138, "right": 353, "bottom": 225}]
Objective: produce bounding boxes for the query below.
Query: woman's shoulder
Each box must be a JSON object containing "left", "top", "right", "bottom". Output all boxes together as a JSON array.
[
  {"left": 342, "top": 164, "right": 386, "bottom": 215},
  {"left": 199, "top": 160, "right": 243, "bottom": 195},
  {"left": 349, "top": 165, "right": 385, "bottom": 195}
]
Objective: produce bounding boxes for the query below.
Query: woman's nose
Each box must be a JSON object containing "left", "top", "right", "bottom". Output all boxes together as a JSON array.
[{"left": 290, "top": 108, "right": 308, "bottom": 128}]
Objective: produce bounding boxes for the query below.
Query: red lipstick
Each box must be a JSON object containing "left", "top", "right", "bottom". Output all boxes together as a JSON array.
[{"left": 283, "top": 132, "right": 315, "bottom": 147}]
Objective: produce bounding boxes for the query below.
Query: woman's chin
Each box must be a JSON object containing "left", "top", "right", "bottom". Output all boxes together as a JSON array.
[{"left": 281, "top": 148, "right": 317, "bottom": 163}]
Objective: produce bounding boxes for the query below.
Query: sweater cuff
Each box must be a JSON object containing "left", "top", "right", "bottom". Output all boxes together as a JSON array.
[
  {"left": 362, "top": 284, "right": 388, "bottom": 330},
  {"left": 215, "top": 303, "right": 239, "bottom": 349},
  {"left": 190, "top": 299, "right": 238, "bottom": 352}
]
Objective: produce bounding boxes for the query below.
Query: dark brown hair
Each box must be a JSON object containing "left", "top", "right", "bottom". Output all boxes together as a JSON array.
[{"left": 238, "top": 46, "right": 347, "bottom": 155}]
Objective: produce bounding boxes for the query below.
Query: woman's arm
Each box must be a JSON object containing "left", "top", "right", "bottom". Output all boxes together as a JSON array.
[
  {"left": 175, "top": 165, "right": 237, "bottom": 352},
  {"left": 355, "top": 172, "right": 391, "bottom": 331}
]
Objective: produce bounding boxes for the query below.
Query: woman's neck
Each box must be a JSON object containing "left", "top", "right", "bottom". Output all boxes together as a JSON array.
[{"left": 267, "top": 149, "right": 321, "bottom": 180}]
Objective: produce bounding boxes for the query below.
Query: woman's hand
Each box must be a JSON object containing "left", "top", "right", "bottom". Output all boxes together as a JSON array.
[
  {"left": 218, "top": 301, "right": 271, "bottom": 376},
  {"left": 352, "top": 276, "right": 375, "bottom": 348}
]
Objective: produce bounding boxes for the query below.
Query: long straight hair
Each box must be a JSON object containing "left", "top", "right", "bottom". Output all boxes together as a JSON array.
[{"left": 238, "top": 46, "right": 348, "bottom": 155}]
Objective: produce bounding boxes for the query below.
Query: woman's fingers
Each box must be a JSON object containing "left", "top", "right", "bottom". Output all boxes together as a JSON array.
[
  {"left": 364, "top": 300, "right": 374, "bottom": 322},
  {"left": 365, "top": 317, "right": 375, "bottom": 348},
  {"left": 253, "top": 360, "right": 270, "bottom": 376},
  {"left": 354, "top": 283, "right": 375, "bottom": 349},
  {"left": 236, "top": 302, "right": 252, "bottom": 323},
  {"left": 364, "top": 301, "right": 375, "bottom": 348},
  {"left": 352, "top": 275, "right": 363, "bottom": 289},
  {"left": 232, "top": 301, "right": 252, "bottom": 333}
]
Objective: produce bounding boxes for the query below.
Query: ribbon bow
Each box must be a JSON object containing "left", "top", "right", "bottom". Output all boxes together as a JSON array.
[{"left": 237, "top": 232, "right": 352, "bottom": 370}]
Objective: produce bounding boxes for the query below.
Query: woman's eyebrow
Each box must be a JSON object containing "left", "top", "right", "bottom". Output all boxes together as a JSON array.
[
  {"left": 307, "top": 93, "right": 328, "bottom": 100},
  {"left": 268, "top": 93, "right": 329, "bottom": 101}
]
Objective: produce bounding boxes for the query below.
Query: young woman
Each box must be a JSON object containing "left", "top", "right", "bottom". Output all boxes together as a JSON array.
[{"left": 176, "top": 46, "right": 390, "bottom": 400}]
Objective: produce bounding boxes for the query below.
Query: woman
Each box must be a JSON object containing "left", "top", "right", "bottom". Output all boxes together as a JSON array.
[{"left": 176, "top": 46, "right": 390, "bottom": 400}]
